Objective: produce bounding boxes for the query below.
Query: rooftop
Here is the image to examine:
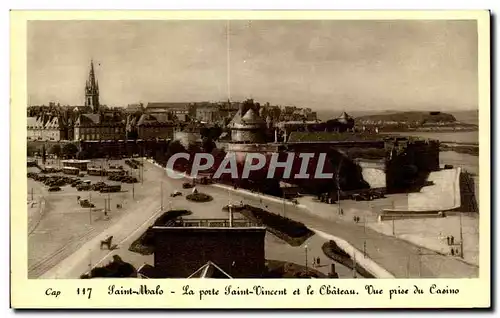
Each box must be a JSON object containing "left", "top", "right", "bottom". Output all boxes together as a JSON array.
[{"left": 146, "top": 102, "right": 190, "bottom": 109}]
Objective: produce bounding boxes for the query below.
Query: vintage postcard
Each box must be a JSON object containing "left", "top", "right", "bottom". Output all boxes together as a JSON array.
[{"left": 10, "top": 10, "right": 490, "bottom": 309}]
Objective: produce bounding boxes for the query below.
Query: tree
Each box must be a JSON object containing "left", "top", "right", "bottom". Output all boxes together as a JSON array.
[
  {"left": 49, "top": 144, "right": 62, "bottom": 157},
  {"left": 27, "top": 144, "right": 35, "bottom": 156},
  {"left": 187, "top": 142, "right": 201, "bottom": 154},
  {"left": 166, "top": 140, "right": 186, "bottom": 158},
  {"left": 76, "top": 150, "right": 88, "bottom": 160},
  {"left": 62, "top": 143, "right": 78, "bottom": 158},
  {"left": 202, "top": 137, "right": 216, "bottom": 153}
]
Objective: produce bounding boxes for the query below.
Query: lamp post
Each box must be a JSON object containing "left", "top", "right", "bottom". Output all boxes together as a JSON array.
[
  {"left": 392, "top": 217, "right": 395, "bottom": 236},
  {"left": 336, "top": 157, "right": 344, "bottom": 214},
  {"left": 89, "top": 192, "right": 92, "bottom": 224},
  {"left": 304, "top": 244, "right": 309, "bottom": 274},
  {"left": 88, "top": 248, "right": 92, "bottom": 276},
  {"left": 160, "top": 181, "right": 163, "bottom": 211},
  {"left": 282, "top": 191, "right": 286, "bottom": 218},
  {"left": 352, "top": 252, "right": 357, "bottom": 278},
  {"left": 459, "top": 212, "right": 464, "bottom": 258},
  {"left": 229, "top": 203, "right": 233, "bottom": 228},
  {"left": 418, "top": 248, "right": 422, "bottom": 277},
  {"left": 363, "top": 215, "right": 367, "bottom": 258}
]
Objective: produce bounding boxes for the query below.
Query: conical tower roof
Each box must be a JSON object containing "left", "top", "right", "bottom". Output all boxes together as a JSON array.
[
  {"left": 241, "top": 108, "right": 266, "bottom": 125},
  {"left": 337, "top": 111, "right": 353, "bottom": 124},
  {"left": 228, "top": 108, "right": 265, "bottom": 130}
]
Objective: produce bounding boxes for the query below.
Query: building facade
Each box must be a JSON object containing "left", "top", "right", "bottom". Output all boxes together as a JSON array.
[
  {"left": 145, "top": 102, "right": 191, "bottom": 122},
  {"left": 195, "top": 106, "right": 219, "bottom": 123},
  {"left": 74, "top": 113, "right": 126, "bottom": 141},
  {"left": 27, "top": 116, "right": 45, "bottom": 140},
  {"left": 27, "top": 115, "right": 66, "bottom": 141},
  {"left": 136, "top": 113, "right": 175, "bottom": 140}
]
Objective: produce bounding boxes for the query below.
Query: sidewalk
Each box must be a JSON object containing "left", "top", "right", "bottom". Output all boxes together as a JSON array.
[
  {"left": 139, "top": 160, "right": 479, "bottom": 278},
  {"left": 297, "top": 194, "right": 479, "bottom": 267}
]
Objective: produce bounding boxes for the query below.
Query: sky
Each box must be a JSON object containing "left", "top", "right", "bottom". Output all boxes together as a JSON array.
[{"left": 27, "top": 20, "right": 478, "bottom": 111}]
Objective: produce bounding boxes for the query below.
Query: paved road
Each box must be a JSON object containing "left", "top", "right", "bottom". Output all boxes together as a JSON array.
[
  {"left": 150, "top": 162, "right": 478, "bottom": 278},
  {"left": 205, "top": 185, "right": 479, "bottom": 278},
  {"left": 41, "top": 160, "right": 354, "bottom": 279},
  {"left": 39, "top": 160, "right": 479, "bottom": 279}
]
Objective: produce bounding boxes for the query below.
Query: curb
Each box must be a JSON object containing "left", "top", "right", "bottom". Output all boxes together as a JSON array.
[{"left": 312, "top": 228, "right": 395, "bottom": 278}]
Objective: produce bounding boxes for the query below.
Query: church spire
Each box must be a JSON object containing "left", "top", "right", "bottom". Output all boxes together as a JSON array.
[{"left": 85, "top": 59, "right": 100, "bottom": 113}]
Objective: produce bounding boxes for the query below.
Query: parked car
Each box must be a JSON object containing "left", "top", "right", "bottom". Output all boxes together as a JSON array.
[
  {"left": 79, "top": 199, "right": 95, "bottom": 208},
  {"left": 353, "top": 193, "right": 372, "bottom": 201},
  {"left": 182, "top": 182, "right": 194, "bottom": 189},
  {"left": 170, "top": 190, "right": 182, "bottom": 197},
  {"left": 48, "top": 186, "right": 61, "bottom": 192},
  {"left": 77, "top": 184, "right": 91, "bottom": 191},
  {"left": 100, "top": 185, "right": 121, "bottom": 193}
]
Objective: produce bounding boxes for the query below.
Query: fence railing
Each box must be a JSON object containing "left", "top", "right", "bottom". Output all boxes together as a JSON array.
[{"left": 172, "top": 218, "right": 259, "bottom": 228}]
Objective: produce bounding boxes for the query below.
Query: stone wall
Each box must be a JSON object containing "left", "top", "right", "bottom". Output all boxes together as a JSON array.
[{"left": 231, "top": 129, "right": 266, "bottom": 143}]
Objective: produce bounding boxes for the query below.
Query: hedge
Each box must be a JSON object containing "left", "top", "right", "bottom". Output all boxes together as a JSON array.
[
  {"left": 239, "top": 205, "right": 313, "bottom": 246},
  {"left": 186, "top": 192, "right": 213, "bottom": 203}
]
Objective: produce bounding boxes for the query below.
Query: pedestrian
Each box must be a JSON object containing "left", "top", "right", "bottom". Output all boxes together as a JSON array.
[
  {"left": 446, "top": 236, "right": 451, "bottom": 246},
  {"left": 450, "top": 235, "right": 455, "bottom": 245},
  {"left": 317, "top": 257, "right": 321, "bottom": 266},
  {"left": 450, "top": 248, "right": 455, "bottom": 256}
]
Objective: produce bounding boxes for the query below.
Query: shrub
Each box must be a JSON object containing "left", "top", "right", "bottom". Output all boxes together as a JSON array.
[
  {"left": 186, "top": 192, "right": 213, "bottom": 203},
  {"left": 263, "top": 259, "right": 326, "bottom": 278},
  {"left": 62, "top": 143, "right": 78, "bottom": 158},
  {"left": 80, "top": 255, "right": 136, "bottom": 278},
  {"left": 240, "top": 205, "right": 313, "bottom": 246}
]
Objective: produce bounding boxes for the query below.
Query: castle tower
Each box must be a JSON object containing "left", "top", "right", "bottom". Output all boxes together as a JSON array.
[{"left": 85, "top": 60, "right": 100, "bottom": 113}]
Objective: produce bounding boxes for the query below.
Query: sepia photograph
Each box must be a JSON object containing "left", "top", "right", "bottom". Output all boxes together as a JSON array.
[{"left": 10, "top": 10, "right": 490, "bottom": 309}]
